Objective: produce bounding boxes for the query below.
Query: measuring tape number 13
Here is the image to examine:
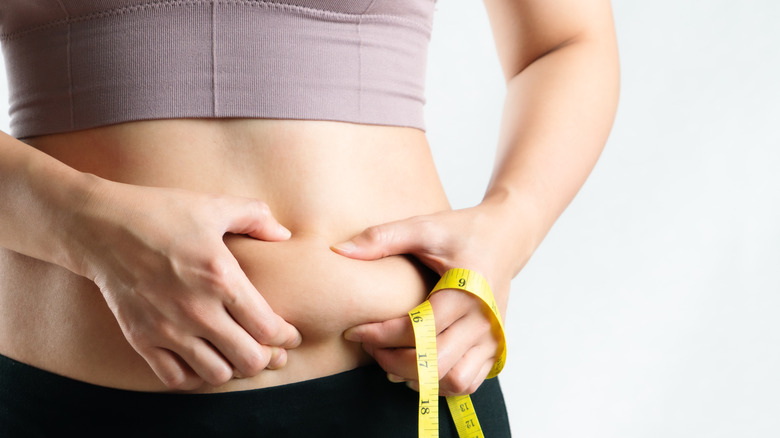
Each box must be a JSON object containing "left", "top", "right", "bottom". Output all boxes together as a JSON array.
[{"left": 408, "top": 268, "right": 507, "bottom": 438}]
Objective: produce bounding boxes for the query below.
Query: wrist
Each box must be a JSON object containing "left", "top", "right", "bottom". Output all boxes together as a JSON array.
[
  {"left": 0, "top": 134, "right": 111, "bottom": 277},
  {"left": 57, "top": 171, "right": 111, "bottom": 278},
  {"left": 479, "top": 186, "right": 549, "bottom": 277}
]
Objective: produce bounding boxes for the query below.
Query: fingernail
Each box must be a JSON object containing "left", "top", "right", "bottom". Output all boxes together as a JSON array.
[
  {"left": 331, "top": 241, "right": 356, "bottom": 254},
  {"left": 343, "top": 327, "right": 361, "bottom": 342},
  {"left": 387, "top": 373, "right": 405, "bottom": 383},
  {"left": 278, "top": 224, "right": 292, "bottom": 238}
]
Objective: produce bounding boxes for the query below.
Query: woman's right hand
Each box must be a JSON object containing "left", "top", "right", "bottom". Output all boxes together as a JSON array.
[{"left": 67, "top": 177, "right": 301, "bottom": 390}]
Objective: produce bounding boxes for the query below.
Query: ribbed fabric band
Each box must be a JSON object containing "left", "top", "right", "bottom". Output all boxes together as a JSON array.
[{"left": 0, "top": 0, "right": 435, "bottom": 138}]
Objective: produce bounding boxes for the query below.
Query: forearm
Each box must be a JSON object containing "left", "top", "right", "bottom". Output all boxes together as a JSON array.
[
  {"left": 0, "top": 129, "right": 302, "bottom": 388},
  {"left": 482, "top": 34, "right": 620, "bottom": 277},
  {"left": 0, "top": 129, "right": 96, "bottom": 273}
]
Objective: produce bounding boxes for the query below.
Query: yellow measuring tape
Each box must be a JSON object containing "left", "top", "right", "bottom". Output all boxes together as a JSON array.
[{"left": 408, "top": 268, "right": 507, "bottom": 438}]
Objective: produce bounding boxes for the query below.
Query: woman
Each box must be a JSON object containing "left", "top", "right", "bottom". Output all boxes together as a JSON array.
[{"left": 0, "top": 0, "right": 619, "bottom": 435}]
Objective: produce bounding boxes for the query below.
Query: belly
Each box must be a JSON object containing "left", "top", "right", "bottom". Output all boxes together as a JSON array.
[{"left": 0, "top": 119, "right": 449, "bottom": 392}]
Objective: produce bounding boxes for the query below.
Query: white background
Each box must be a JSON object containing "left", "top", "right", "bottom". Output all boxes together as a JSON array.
[
  {"left": 423, "top": 1, "right": 780, "bottom": 437},
  {"left": 2, "top": 1, "right": 779, "bottom": 436}
]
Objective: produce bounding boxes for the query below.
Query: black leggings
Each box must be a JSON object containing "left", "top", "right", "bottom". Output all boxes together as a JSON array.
[{"left": 0, "top": 353, "right": 510, "bottom": 437}]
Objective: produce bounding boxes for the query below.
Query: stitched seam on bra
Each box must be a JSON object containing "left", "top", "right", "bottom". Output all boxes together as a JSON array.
[
  {"left": 54, "top": 0, "right": 75, "bottom": 130},
  {"left": 0, "top": 0, "right": 432, "bottom": 41},
  {"left": 357, "top": 19, "right": 362, "bottom": 118},
  {"left": 211, "top": 0, "right": 218, "bottom": 117},
  {"left": 358, "top": 0, "right": 378, "bottom": 118}
]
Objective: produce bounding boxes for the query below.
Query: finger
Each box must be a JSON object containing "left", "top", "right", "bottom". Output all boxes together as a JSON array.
[
  {"left": 370, "top": 309, "right": 492, "bottom": 385},
  {"left": 343, "top": 316, "right": 414, "bottom": 347},
  {"left": 435, "top": 310, "right": 495, "bottom": 379},
  {"left": 343, "top": 290, "right": 476, "bottom": 347},
  {"left": 428, "top": 289, "right": 482, "bottom": 333},
  {"left": 440, "top": 346, "right": 494, "bottom": 396},
  {"left": 229, "top": 300, "right": 302, "bottom": 349},
  {"left": 201, "top": 315, "right": 277, "bottom": 378},
  {"left": 370, "top": 347, "right": 420, "bottom": 382},
  {"left": 222, "top": 265, "right": 302, "bottom": 349},
  {"left": 175, "top": 337, "right": 235, "bottom": 387},
  {"left": 144, "top": 347, "right": 203, "bottom": 390},
  {"left": 368, "top": 301, "right": 496, "bottom": 386},
  {"left": 233, "top": 347, "right": 286, "bottom": 376},
  {"left": 264, "top": 346, "right": 288, "bottom": 370},
  {"left": 467, "top": 360, "right": 496, "bottom": 395},
  {"left": 400, "top": 359, "right": 494, "bottom": 395},
  {"left": 221, "top": 197, "right": 291, "bottom": 241},
  {"left": 330, "top": 216, "right": 442, "bottom": 261}
]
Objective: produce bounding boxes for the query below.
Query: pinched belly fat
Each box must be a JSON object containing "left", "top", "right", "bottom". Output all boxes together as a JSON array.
[
  {"left": 0, "top": 118, "right": 448, "bottom": 392},
  {"left": 0, "top": 235, "right": 435, "bottom": 393}
]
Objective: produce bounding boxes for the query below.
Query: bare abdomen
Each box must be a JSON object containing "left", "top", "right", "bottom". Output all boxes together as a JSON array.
[{"left": 0, "top": 118, "right": 449, "bottom": 392}]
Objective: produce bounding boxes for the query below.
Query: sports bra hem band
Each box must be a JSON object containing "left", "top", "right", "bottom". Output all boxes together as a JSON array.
[
  {"left": 0, "top": 0, "right": 432, "bottom": 42},
  {"left": 1, "top": 0, "right": 434, "bottom": 137}
]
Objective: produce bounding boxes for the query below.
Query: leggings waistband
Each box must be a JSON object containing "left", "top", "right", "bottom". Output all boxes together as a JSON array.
[{"left": 0, "top": 353, "right": 511, "bottom": 437}]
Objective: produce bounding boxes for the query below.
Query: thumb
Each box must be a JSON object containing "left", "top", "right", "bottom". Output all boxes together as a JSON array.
[
  {"left": 222, "top": 198, "right": 291, "bottom": 241},
  {"left": 330, "top": 217, "right": 430, "bottom": 261}
]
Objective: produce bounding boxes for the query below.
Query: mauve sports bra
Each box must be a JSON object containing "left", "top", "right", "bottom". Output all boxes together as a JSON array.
[{"left": 0, "top": 0, "right": 435, "bottom": 138}]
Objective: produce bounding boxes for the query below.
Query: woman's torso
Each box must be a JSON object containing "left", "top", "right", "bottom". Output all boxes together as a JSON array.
[{"left": 0, "top": 118, "right": 450, "bottom": 392}]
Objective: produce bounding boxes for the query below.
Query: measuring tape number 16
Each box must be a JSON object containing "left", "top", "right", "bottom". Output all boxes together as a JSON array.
[{"left": 408, "top": 268, "right": 507, "bottom": 438}]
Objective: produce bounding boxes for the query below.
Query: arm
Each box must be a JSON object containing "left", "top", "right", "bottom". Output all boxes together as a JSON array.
[
  {"left": 0, "top": 130, "right": 301, "bottom": 389},
  {"left": 481, "top": 0, "right": 620, "bottom": 282},
  {"left": 332, "top": 0, "right": 619, "bottom": 395}
]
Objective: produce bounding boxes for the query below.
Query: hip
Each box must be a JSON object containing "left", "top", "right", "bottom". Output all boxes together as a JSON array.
[{"left": 0, "top": 353, "right": 511, "bottom": 437}]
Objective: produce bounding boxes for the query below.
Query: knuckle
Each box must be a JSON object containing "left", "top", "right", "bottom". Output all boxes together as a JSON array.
[
  {"left": 161, "top": 371, "right": 188, "bottom": 390},
  {"left": 442, "top": 369, "right": 473, "bottom": 395},
  {"left": 157, "top": 365, "right": 198, "bottom": 390},
  {"left": 154, "top": 318, "right": 181, "bottom": 343},
  {"left": 253, "top": 200, "right": 271, "bottom": 219},
  {"left": 240, "top": 350, "right": 268, "bottom": 376},
  {"left": 199, "top": 258, "right": 239, "bottom": 302},
  {"left": 234, "top": 346, "right": 271, "bottom": 377},
  {"left": 124, "top": 325, "right": 149, "bottom": 347},
  {"left": 363, "top": 226, "right": 386, "bottom": 245},
  {"left": 241, "top": 199, "right": 271, "bottom": 225},
  {"left": 254, "top": 317, "right": 281, "bottom": 342},
  {"left": 201, "top": 257, "right": 230, "bottom": 286},
  {"left": 127, "top": 319, "right": 171, "bottom": 348},
  {"left": 207, "top": 364, "right": 234, "bottom": 386}
]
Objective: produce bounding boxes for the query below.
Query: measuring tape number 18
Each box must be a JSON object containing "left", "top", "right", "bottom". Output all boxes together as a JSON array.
[{"left": 408, "top": 268, "right": 507, "bottom": 438}]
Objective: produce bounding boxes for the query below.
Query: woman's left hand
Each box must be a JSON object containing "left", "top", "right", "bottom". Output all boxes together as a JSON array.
[{"left": 331, "top": 205, "right": 520, "bottom": 396}]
